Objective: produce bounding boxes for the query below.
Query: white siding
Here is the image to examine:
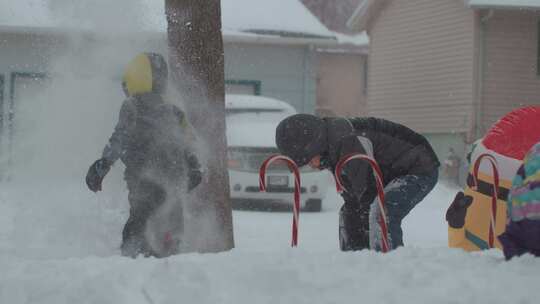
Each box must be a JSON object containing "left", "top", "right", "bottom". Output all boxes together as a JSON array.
[
  {"left": 481, "top": 10, "right": 540, "bottom": 132},
  {"left": 367, "top": 0, "right": 476, "bottom": 133}
]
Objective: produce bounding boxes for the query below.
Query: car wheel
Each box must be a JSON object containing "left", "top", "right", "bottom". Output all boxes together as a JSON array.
[{"left": 304, "top": 199, "right": 322, "bottom": 212}]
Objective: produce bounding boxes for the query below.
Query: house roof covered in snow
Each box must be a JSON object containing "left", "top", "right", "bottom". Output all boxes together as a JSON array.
[
  {"left": 467, "top": 0, "right": 540, "bottom": 9},
  {"left": 316, "top": 31, "right": 369, "bottom": 55},
  {"left": 0, "top": 0, "right": 336, "bottom": 45},
  {"left": 221, "top": 0, "right": 333, "bottom": 39},
  {"left": 332, "top": 31, "right": 369, "bottom": 47},
  {"left": 348, "top": 0, "right": 540, "bottom": 32}
]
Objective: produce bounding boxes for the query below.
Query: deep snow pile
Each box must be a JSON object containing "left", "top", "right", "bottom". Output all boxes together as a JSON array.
[
  {"left": 1, "top": 181, "right": 539, "bottom": 304},
  {"left": 3, "top": 246, "right": 539, "bottom": 304}
]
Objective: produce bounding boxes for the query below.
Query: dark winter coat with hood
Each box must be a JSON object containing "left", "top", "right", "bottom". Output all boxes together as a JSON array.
[
  {"left": 102, "top": 52, "right": 201, "bottom": 188},
  {"left": 322, "top": 117, "right": 440, "bottom": 204},
  {"left": 103, "top": 92, "right": 200, "bottom": 182}
]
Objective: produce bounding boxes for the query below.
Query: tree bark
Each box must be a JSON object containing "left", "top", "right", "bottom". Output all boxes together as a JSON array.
[{"left": 166, "top": 0, "right": 234, "bottom": 252}]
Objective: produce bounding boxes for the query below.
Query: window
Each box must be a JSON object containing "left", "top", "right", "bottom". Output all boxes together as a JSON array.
[
  {"left": 9, "top": 72, "right": 48, "bottom": 132},
  {"left": 7, "top": 72, "right": 48, "bottom": 173},
  {"left": 225, "top": 80, "right": 261, "bottom": 95}
]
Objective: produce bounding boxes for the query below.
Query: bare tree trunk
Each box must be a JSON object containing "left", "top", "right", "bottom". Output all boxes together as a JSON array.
[{"left": 166, "top": 0, "right": 234, "bottom": 252}]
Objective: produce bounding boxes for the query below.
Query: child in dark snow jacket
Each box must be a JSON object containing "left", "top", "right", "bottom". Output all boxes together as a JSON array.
[
  {"left": 275, "top": 114, "right": 440, "bottom": 251},
  {"left": 499, "top": 142, "right": 540, "bottom": 259},
  {"left": 85, "top": 52, "right": 202, "bottom": 258}
]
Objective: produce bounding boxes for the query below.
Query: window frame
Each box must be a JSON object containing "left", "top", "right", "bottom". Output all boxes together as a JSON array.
[
  {"left": 7, "top": 71, "right": 47, "bottom": 172},
  {"left": 9, "top": 71, "right": 47, "bottom": 131}
]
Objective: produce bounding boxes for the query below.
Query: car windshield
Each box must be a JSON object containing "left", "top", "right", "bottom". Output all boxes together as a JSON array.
[{"left": 225, "top": 107, "right": 292, "bottom": 147}]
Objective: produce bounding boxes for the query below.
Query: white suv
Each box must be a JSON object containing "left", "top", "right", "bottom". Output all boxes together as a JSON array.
[{"left": 225, "top": 94, "right": 329, "bottom": 212}]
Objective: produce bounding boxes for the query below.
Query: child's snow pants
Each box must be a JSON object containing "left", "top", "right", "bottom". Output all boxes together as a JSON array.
[
  {"left": 121, "top": 177, "right": 169, "bottom": 257},
  {"left": 339, "top": 170, "right": 438, "bottom": 251}
]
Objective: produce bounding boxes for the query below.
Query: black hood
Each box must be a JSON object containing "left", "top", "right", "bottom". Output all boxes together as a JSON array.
[{"left": 275, "top": 114, "right": 328, "bottom": 167}]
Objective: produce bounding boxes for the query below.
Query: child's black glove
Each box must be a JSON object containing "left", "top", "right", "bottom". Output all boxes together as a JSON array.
[
  {"left": 446, "top": 191, "right": 473, "bottom": 228},
  {"left": 85, "top": 158, "right": 112, "bottom": 192}
]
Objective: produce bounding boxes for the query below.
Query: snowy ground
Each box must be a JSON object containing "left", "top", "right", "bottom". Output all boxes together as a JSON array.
[{"left": 1, "top": 181, "right": 539, "bottom": 304}]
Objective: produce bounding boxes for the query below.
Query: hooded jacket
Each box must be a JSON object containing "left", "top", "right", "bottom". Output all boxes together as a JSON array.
[
  {"left": 102, "top": 53, "right": 200, "bottom": 183},
  {"left": 322, "top": 117, "right": 440, "bottom": 203}
]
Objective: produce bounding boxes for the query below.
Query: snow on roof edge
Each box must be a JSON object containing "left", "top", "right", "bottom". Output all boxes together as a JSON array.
[
  {"left": 332, "top": 31, "right": 369, "bottom": 46},
  {"left": 220, "top": 0, "right": 334, "bottom": 39},
  {"left": 0, "top": 0, "right": 336, "bottom": 43},
  {"left": 468, "top": 0, "right": 540, "bottom": 10},
  {"left": 349, "top": 0, "right": 540, "bottom": 32},
  {"left": 0, "top": 24, "right": 336, "bottom": 47}
]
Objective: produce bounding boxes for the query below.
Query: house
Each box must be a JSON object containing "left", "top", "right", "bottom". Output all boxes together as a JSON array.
[
  {"left": 0, "top": 0, "right": 337, "bottom": 113},
  {"left": 220, "top": 0, "right": 336, "bottom": 112},
  {"left": 0, "top": 0, "right": 338, "bottom": 176},
  {"left": 348, "top": 0, "right": 540, "bottom": 166},
  {"left": 298, "top": 0, "right": 370, "bottom": 117},
  {"left": 315, "top": 32, "right": 369, "bottom": 117}
]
